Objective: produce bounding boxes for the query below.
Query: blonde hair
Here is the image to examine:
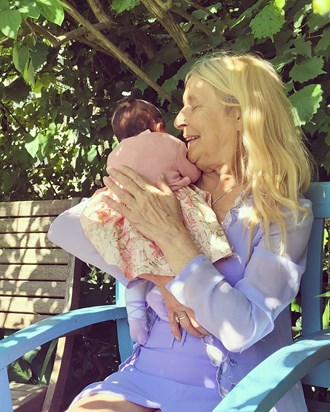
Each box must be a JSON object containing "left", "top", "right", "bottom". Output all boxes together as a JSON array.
[{"left": 187, "top": 52, "right": 314, "bottom": 253}]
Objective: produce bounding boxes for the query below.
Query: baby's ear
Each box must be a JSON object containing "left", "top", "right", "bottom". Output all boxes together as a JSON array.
[{"left": 155, "top": 121, "right": 165, "bottom": 133}]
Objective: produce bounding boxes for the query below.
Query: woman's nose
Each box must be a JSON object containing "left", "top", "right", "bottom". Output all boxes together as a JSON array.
[{"left": 174, "top": 110, "right": 187, "bottom": 130}]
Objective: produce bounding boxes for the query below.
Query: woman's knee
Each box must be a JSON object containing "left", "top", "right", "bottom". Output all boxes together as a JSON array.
[{"left": 66, "top": 393, "right": 158, "bottom": 412}]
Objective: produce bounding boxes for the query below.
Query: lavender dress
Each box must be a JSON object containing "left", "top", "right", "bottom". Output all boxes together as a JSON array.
[{"left": 48, "top": 196, "right": 313, "bottom": 412}]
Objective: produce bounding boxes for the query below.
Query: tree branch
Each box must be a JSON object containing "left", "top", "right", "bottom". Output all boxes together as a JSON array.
[
  {"left": 0, "top": 101, "right": 29, "bottom": 135},
  {"left": 154, "top": 0, "right": 173, "bottom": 12},
  {"left": 56, "top": 22, "right": 116, "bottom": 46},
  {"left": 183, "top": 0, "right": 220, "bottom": 21},
  {"left": 140, "top": 0, "right": 192, "bottom": 60},
  {"left": 172, "top": 5, "right": 212, "bottom": 36},
  {"left": 86, "top": 0, "right": 115, "bottom": 24},
  {"left": 61, "top": 1, "right": 172, "bottom": 102},
  {"left": 26, "top": 19, "right": 60, "bottom": 46}
]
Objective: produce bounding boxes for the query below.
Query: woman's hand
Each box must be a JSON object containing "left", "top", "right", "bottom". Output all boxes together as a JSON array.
[
  {"left": 141, "top": 274, "right": 209, "bottom": 341},
  {"left": 102, "top": 165, "right": 184, "bottom": 245},
  {"left": 102, "top": 166, "right": 200, "bottom": 275}
]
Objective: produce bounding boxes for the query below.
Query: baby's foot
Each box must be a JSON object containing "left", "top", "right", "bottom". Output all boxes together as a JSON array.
[
  {"left": 126, "top": 300, "right": 149, "bottom": 344},
  {"left": 128, "top": 317, "right": 149, "bottom": 345}
]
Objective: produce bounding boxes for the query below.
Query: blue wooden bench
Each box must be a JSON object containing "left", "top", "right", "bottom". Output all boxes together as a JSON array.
[{"left": 0, "top": 182, "right": 329, "bottom": 411}]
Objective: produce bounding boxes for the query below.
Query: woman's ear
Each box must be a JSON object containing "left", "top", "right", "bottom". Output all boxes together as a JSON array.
[{"left": 236, "top": 109, "right": 242, "bottom": 132}]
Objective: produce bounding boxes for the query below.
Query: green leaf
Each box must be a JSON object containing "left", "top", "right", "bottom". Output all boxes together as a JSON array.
[
  {"left": 0, "top": 0, "right": 9, "bottom": 10},
  {"left": 22, "top": 347, "right": 41, "bottom": 363},
  {"left": 111, "top": 0, "right": 139, "bottom": 13},
  {"left": 293, "top": 4, "right": 312, "bottom": 30},
  {"left": 135, "top": 62, "right": 164, "bottom": 93},
  {"left": 162, "top": 62, "right": 192, "bottom": 94},
  {"left": 38, "top": 339, "right": 57, "bottom": 384},
  {"left": 315, "top": 28, "right": 330, "bottom": 52},
  {"left": 289, "top": 84, "right": 323, "bottom": 126},
  {"left": 59, "top": 100, "right": 74, "bottom": 117},
  {"left": 2, "top": 170, "right": 18, "bottom": 191},
  {"left": 249, "top": 3, "right": 285, "bottom": 40},
  {"left": 18, "top": 1, "right": 40, "bottom": 19},
  {"left": 307, "top": 11, "right": 329, "bottom": 32},
  {"left": 12, "top": 43, "right": 29, "bottom": 73},
  {"left": 87, "top": 145, "right": 97, "bottom": 162},
  {"left": 8, "top": 359, "right": 32, "bottom": 383},
  {"left": 36, "top": 0, "right": 64, "bottom": 25},
  {"left": 30, "top": 41, "right": 49, "bottom": 70},
  {"left": 23, "top": 56, "right": 35, "bottom": 86},
  {"left": 0, "top": 9, "right": 22, "bottom": 39},
  {"left": 313, "top": 0, "right": 330, "bottom": 15},
  {"left": 274, "top": 0, "right": 285, "bottom": 11},
  {"left": 23, "top": 33, "right": 37, "bottom": 48},
  {"left": 39, "top": 128, "right": 54, "bottom": 157},
  {"left": 289, "top": 57, "right": 325, "bottom": 83},
  {"left": 25, "top": 135, "right": 39, "bottom": 158},
  {"left": 4, "top": 77, "right": 30, "bottom": 101},
  {"left": 93, "top": 116, "right": 108, "bottom": 132},
  {"left": 290, "top": 37, "right": 312, "bottom": 57}
]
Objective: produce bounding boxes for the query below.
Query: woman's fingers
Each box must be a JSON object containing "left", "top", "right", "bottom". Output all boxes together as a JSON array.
[
  {"left": 156, "top": 173, "right": 174, "bottom": 195},
  {"left": 103, "top": 176, "right": 136, "bottom": 209},
  {"left": 162, "top": 289, "right": 207, "bottom": 339},
  {"left": 173, "top": 310, "right": 206, "bottom": 339},
  {"left": 108, "top": 165, "right": 155, "bottom": 193},
  {"left": 170, "top": 312, "right": 182, "bottom": 341}
]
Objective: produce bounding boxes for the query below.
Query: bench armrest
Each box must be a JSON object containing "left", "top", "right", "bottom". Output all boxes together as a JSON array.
[
  {"left": 212, "top": 330, "right": 330, "bottom": 412},
  {"left": 0, "top": 305, "right": 127, "bottom": 370}
]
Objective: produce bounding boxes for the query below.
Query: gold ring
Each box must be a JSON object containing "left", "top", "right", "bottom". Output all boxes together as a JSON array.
[{"left": 175, "top": 314, "right": 188, "bottom": 323}]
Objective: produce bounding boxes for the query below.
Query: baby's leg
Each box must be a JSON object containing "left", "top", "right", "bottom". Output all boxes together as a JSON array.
[{"left": 125, "top": 282, "right": 149, "bottom": 345}]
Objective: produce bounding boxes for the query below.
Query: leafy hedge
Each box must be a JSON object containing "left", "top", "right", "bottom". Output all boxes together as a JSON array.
[{"left": 0, "top": 0, "right": 329, "bottom": 200}]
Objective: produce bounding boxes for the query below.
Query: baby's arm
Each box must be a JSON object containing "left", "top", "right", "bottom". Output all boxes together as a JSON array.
[{"left": 176, "top": 140, "right": 201, "bottom": 183}]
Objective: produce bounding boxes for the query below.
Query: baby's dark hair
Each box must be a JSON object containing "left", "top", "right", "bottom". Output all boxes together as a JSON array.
[{"left": 111, "top": 97, "right": 164, "bottom": 141}]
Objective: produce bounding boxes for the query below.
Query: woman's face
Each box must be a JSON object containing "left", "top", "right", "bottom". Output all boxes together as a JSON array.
[{"left": 174, "top": 75, "right": 239, "bottom": 172}]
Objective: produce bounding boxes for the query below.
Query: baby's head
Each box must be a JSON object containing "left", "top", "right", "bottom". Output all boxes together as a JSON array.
[{"left": 111, "top": 97, "right": 165, "bottom": 141}]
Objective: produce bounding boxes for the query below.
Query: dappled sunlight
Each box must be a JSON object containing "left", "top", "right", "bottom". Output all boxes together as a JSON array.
[{"left": 237, "top": 204, "right": 257, "bottom": 221}]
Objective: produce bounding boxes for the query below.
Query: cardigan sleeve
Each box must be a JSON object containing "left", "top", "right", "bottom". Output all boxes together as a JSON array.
[
  {"left": 47, "top": 199, "right": 142, "bottom": 289},
  {"left": 167, "top": 203, "right": 313, "bottom": 352}
]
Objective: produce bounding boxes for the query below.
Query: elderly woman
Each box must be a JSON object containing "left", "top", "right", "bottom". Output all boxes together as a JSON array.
[{"left": 49, "top": 52, "right": 313, "bottom": 412}]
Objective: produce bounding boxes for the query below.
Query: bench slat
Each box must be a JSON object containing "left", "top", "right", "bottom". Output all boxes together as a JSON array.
[
  {"left": 0, "top": 313, "right": 49, "bottom": 329},
  {"left": 0, "top": 217, "right": 55, "bottom": 233},
  {"left": 0, "top": 233, "right": 55, "bottom": 248},
  {"left": 0, "top": 296, "right": 64, "bottom": 314},
  {"left": 0, "top": 280, "right": 66, "bottom": 297},
  {"left": 0, "top": 249, "right": 69, "bottom": 264},
  {"left": 0, "top": 199, "right": 77, "bottom": 217},
  {"left": 0, "top": 264, "right": 69, "bottom": 280}
]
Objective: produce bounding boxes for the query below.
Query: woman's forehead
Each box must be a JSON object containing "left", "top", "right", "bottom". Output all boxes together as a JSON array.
[{"left": 183, "top": 76, "right": 215, "bottom": 103}]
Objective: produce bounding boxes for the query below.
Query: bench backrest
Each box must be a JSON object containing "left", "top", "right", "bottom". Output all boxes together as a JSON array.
[
  {"left": 0, "top": 199, "right": 82, "bottom": 411},
  {"left": 302, "top": 182, "right": 330, "bottom": 387}
]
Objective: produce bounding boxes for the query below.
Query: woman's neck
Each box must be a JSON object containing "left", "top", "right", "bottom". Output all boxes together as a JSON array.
[
  {"left": 200, "top": 168, "right": 245, "bottom": 222},
  {"left": 201, "top": 168, "right": 238, "bottom": 193}
]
